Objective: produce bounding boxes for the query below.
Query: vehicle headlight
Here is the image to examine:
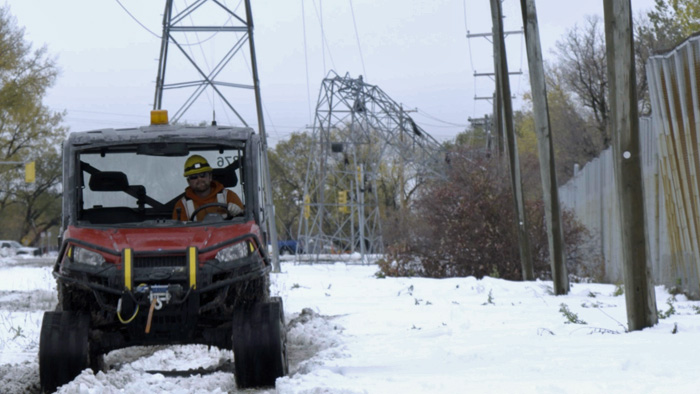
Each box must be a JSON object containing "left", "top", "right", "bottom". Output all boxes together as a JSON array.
[
  {"left": 72, "top": 246, "right": 106, "bottom": 266},
  {"left": 216, "top": 242, "right": 250, "bottom": 262}
]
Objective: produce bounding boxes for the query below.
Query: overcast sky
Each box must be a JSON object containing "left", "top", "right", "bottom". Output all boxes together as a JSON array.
[{"left": 7, "top": 0, "right": 656, "bottom": 146}]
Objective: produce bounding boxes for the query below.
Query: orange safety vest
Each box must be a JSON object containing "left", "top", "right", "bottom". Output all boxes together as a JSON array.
[{"left": 172, "top": 181, "right": 243, "bottom": 221}]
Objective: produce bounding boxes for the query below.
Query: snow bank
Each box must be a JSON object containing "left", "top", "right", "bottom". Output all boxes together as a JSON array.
[{"left": 2, "top": 260, "right": 700, "bottom": 393}]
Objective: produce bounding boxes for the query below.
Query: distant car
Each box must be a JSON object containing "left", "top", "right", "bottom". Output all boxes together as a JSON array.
[
  {"left": 278, "top": 240, "right": 302, "bottom": 255},
  {"left": 0, "top": 240, "right": 40, "bottom": 257}
]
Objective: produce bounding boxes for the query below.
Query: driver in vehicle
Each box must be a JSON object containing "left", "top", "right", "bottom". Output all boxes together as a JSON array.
[{"left": 172, "top": 154, "right": 244, "bottom": 221}]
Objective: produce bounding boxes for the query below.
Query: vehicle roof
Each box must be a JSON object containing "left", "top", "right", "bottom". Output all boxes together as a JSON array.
[{"left": 66, "top": 123, "right": 255, "bottom": 148}]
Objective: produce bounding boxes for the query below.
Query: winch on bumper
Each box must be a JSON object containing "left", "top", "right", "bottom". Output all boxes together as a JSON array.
[{"left": 53, "top": 234, "right": 270, "bottom": 351}]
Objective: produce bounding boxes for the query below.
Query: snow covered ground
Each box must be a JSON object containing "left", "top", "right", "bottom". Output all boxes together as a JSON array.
[{"left": 1, "top": 255, "right": 699, "bottom": 393}]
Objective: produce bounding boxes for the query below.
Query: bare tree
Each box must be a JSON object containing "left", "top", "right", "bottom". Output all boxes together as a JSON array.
[
  {"left": 552, "top": 15, "right": 610, "bottom": 148},
  {"left": 548, "top": 7, "right": 678, "bottom": 148},
  {"left": 518, "top": 73, "right": 604, "bottom": 186}
]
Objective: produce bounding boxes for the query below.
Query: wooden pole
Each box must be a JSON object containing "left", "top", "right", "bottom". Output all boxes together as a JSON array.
[
  {"left": 520, "top": 0, "right": 569, "bottom": 294},
  {"left": 603, "top": 0, "right": 658, "bottom": 330},
  {"left": 490, "top": 0, "right": 534, "bottom": 280}
]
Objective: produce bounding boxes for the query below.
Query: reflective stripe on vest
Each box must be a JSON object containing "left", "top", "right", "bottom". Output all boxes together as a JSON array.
[
  {"left": 184, "top": 199, "right": 195, "bottom": 220},
  {"left": 181, "top": 191, "right": 226, "bottom": 221}
]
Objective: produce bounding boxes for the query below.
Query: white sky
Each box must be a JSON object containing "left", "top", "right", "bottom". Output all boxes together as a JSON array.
[{"left": 7, "top": 0, "right": 656, "bottom": 146}]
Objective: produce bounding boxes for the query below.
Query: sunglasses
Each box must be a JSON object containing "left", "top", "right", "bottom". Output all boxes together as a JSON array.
[{"left": 187, "top": 172, "right": 210, "bottom": 181}]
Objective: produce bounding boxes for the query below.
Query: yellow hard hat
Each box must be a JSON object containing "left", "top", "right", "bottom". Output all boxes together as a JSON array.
[{"left": 183, "top": 155, "right": 212, "bottom": 177}]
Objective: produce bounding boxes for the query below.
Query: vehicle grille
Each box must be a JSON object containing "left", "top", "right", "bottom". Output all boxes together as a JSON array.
[{"left": 133, "top": 255, "right": 187, "bottom": 268}]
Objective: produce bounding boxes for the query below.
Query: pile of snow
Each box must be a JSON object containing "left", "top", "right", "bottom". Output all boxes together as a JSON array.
[{"left": 1, "top": 260, "right": 700, "bottom": 393}]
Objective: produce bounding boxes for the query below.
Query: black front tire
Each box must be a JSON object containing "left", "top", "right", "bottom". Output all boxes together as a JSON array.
[
  {"left": 232, "top": 297, "right": 288, "bottom": 388},
  {"left": 39, "top": 311, "right": 94, "bottom": 393}
]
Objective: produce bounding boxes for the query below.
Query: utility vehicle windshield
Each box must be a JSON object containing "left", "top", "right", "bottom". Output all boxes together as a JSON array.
[{"left": 77, "top": 147, "right": 245, "bottom": 225}]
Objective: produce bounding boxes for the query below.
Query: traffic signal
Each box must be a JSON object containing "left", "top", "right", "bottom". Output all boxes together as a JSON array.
[
  {"left": 338, "top": 190, "right": 348, "bottom": 213},
  {"left": 303, "top": 194, "right": 310, "bottom": 219},
  {"left": 25, "top": 161, "right": 35, "bottom": 183}
]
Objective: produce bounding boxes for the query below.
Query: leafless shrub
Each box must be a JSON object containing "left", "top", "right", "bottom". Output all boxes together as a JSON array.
[{"left": 379, "top": 147, "right": 600, "bottom": 281}]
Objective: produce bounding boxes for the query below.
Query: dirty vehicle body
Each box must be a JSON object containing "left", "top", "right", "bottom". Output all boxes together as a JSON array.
[{"left": 39, "top": 119, "right": 287, "bottom": 392}]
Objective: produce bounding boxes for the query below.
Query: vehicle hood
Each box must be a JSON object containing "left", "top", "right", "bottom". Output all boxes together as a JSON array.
[{"left": 63, "top": 222, "right": 261, "bottom": 254}]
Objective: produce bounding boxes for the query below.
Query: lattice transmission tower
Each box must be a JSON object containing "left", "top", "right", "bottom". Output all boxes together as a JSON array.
[
  {"left": 299, "top": 71, "right": 446, "bottom": 261},
  {"left": 152, "top": 0, "right": 280, "bottom": 269}
]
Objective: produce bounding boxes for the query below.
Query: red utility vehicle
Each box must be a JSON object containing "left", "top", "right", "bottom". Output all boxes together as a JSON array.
[{"left": 39, "top": 111, "right": 287, "bottom": 392}]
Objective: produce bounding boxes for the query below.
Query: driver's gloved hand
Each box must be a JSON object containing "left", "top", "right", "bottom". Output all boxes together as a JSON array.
[{"left": 227, "top": 203, "right": 243, "bottom": 216}]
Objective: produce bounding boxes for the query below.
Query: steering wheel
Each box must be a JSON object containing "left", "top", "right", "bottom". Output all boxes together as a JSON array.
[{"left": 189, "top": 202, "right": 232, "bottom": 221}]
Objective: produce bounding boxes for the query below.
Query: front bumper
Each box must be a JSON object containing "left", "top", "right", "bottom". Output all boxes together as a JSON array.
[{"left": 53, "top": 234, "right": 270, "bottom": 351}]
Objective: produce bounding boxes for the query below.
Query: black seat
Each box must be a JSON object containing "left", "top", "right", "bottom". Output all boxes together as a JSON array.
[
  {"left": 212, "top": 159, "right": 240, "bottom": 187},
  {"left": 89, "top": 172, "right": 129, "bottom": 191}
]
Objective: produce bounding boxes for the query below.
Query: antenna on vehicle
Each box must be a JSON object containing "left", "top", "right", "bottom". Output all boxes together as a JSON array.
[{"left": 211, "top": 110, "right": 217, "bottom": 126}]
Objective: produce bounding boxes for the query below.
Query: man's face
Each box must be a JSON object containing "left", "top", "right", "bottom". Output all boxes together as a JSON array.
[{"left": 187, "top": 172, "right": 212, "bottom": 194}]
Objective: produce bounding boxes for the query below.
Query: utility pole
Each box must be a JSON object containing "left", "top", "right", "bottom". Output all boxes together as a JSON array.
[
  {"left": 473, "top": 71, "right": 521, "bottom": 160},
  {"left": 603, "top": 0, "right": 658, "bottom": 330},
  {"left": 493, "top": 92, "right": 504, "bottom": 158},
  {"left": 467, "top": 28, "right": 522, "bottom": 160},
  {"left": 520, "top": 0, "right": 568, "bottom": 294},
  {"left": 490, "top": 0, "right": 534, "bottom": 280},
  {"left": 467, "top": 115, "right": 492, "bottom": 152}
]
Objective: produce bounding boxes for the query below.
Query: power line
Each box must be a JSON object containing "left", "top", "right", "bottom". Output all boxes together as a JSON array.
[
  {"left": 302, "top": 0, "right": 313, "bottom": 124},
  {"left": 314, "top": 0, "right": 325, "bottom": 74},
  {"left": 320, "top": 0, "right": 325, "bottom": 74},
  {"left": 114, "top": 0, "right": 160, "bottom": 39},
  {"left": 177, "top": 0, "right": 250, "bottom": 127},
  {"left": 169, "top": 0, "right": 241, "bottom": 49},
  {"left": 348, "top": 0, "right": 367, "bottom": 79},
  {"left": 463, "top": 0, "right": 475, "bottom": 72},
  {"left": 114, "top": 0, "right": 240, "bottom": 47},
  {"left": 415, "top": 109, "right": 468, "bottom": 127},
  {"left": 65, "top": 109, "right": 145, "bottom": 118},
  {"left": 310, "top": 0, "right": 336, "bottom": 73},
  {"left": 517, "top": 16, "right": 525, "bottom": 98},
  {"left": 181, "top": 2, "right": 213, "bottom": 98},
  {"left": 262, "top": 99, "right": 282, "bottom": 143},
  {"left": 416, "top": 122, "right": 467, "bottom": 130},
  {"left": 63, "top": 116, "right": 144, "bottom": 127}
]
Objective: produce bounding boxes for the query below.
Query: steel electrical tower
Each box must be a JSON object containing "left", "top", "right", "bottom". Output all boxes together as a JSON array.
[
  {"left": 299, "top": 71, "right": 445, "bottom": 262},
  {"left": 152, "top": 0, "right": 280, "bottom": 270}
]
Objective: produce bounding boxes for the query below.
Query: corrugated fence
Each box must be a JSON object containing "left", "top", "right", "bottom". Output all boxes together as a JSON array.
[{"left": 559, "top": 34, "right": 700, "bottom": 297}]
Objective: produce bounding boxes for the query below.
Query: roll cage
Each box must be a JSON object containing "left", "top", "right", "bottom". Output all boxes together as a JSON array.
[{"left": 61, "top": 124, "right": 266, "bottom": 231}]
